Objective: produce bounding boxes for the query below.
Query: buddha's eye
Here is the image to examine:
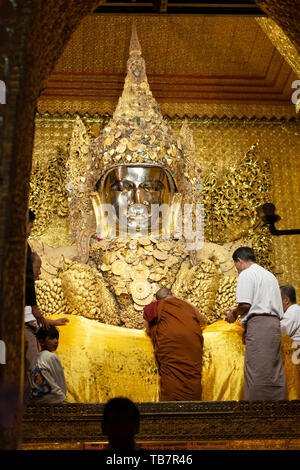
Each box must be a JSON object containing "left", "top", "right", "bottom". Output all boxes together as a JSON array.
[
  {"left": 111, "top": 181, "right": 134, "bottom": 192},
  {"left": 141, "top": 181, "right": 164, "bottom": 192}
]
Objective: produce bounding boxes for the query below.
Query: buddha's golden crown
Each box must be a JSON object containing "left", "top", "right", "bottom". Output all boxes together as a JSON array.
[{"left": 90, "top": 24, "right": 201, "bottom": 196}]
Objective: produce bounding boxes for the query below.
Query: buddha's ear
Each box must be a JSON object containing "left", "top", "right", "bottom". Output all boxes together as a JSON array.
[
  {"left": 91, "top": 192, "right": 103, "bottom": 236},
  {"left": 161, "top": 193, "right": 183, "bottom": 239},
  {"left": 171, "top": 192, "right": 183, "bottom": 205},
  {"left": 91, "top": 193, "right": 117, "bottom": 239}
]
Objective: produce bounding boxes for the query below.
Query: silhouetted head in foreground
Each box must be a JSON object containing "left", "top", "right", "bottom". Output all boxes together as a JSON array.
[{"left": 102, "top": 397, "right": 140, "bottom": 450}]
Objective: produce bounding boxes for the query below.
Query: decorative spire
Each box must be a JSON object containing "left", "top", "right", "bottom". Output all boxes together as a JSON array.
[{"left": 129, "top": 21, "right": 142, "bottom": 56}]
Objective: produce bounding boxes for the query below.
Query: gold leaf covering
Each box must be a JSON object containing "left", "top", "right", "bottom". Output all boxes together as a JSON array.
[
  {"left": 59, "top": 259, "right": 120, "bottom": 325},
  {"left": 48, "top": 315, "right": 300, "bottom": 403}
]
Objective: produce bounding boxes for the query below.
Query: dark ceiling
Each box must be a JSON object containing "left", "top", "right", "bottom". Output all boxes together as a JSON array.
[{"left": 94, "top": 1, "right": 266, "bottom": 16}]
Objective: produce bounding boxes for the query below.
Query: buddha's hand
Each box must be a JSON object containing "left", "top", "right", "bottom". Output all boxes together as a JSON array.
[{"left": 223, "top": 307, "right": 237, "bottom": 323}]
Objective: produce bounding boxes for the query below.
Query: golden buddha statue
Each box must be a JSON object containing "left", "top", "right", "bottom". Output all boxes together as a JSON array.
[{"left": 30, "top": 26, "right": 300, "bottom": 403}]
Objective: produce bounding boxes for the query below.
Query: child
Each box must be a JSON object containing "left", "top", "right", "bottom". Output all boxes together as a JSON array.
[{"left": 28, "top": 325, "right": 67, "bottom": 404}]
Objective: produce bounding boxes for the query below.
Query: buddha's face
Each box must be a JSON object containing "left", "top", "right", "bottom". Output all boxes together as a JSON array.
[{"left": 94, "top": 165, "right": 176, "bottom": 236}]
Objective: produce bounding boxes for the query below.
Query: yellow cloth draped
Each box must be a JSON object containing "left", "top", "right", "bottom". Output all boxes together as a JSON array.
[{"left": 48, "top": 315, "right": 300, "bottom": 403}]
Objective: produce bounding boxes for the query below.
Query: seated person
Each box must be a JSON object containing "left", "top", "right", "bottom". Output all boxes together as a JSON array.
[
  {"left": 280, "top": 285, "right": 300, "bottom": 344},
  {"left": 144, "top": 287, "right": 206, "bottom": 402},
  {"left": 28, "top": 325, "right": 67, "bottom": 404},
  {"left": 24, "top": 252, "right": 69, "bottom": 404},
  {"left": 101, "top": 397, "right": 140, "bottom": 450}
]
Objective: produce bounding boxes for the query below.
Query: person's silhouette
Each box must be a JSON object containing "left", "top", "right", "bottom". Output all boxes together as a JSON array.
[{"left": 102, "top": 397, "right": 140, "bottom": 450}]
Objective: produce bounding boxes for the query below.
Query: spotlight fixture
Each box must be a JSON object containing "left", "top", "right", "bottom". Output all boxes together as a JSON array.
[{"left": 257, "top": 203, "right": 300, "bottom": 236}]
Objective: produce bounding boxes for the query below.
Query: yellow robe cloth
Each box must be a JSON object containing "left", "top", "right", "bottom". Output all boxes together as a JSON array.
[{"left": 48, "top": 315, "right": 300, "bottom": 403}]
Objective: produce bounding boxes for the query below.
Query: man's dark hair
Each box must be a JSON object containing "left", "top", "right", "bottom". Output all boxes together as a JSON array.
[
  {"left": 156, "top": 287, "right": 172, "bottom": 301},
  {"left": 232, "top": 247, "right": 256, "bottom": 263},
  {"left": 280, "top": 285, "right": 296, "bottom": 303},
  {"left": 36, "top": 325, "right": 59, "bottom": 342},
  {"left": 103, "top": 397, "right": 140, "bottom": 425},
  {"left": 28, "top": 209, "right": 36, "bottom": 223}
]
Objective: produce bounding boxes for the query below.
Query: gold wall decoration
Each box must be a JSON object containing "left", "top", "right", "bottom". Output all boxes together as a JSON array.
[
  {"left": 37, "top": 98, "right": 298, "bottom": 120},
  {"left": 199, "top": 143, "right": 272, "bottom": 268},
  {"left": 29, "top": 149, "right": 69, "bottom": 241}
]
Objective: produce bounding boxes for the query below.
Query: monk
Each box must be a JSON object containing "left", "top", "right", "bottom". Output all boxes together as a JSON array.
[{"left": 144, "top": 288, "right": 207, "bottom": 401}]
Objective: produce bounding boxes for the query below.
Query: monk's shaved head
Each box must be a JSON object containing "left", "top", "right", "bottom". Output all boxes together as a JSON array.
[{"left": 156, "top": 287, "right": 173, "bottom": 300}]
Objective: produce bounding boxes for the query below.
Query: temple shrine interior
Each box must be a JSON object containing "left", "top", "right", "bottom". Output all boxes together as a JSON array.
[{"left": 0, "top": 0, "right": 300, "bottom": 452}]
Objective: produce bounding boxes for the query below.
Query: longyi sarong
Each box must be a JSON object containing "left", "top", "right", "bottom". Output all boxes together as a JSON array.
[{"left": 244, "top": 315, "right": 286, "bottom": 400}]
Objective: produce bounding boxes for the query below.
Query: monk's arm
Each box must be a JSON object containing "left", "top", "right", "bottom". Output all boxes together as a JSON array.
[
  {"left": 143, "top": 315, "right": 157, "bottom": 339},
  {"left": 144, "top": 319, "right": 150, "bottom": 336},
  {"left": 193, "top": 307, "right": 208, "bottom": 329}
]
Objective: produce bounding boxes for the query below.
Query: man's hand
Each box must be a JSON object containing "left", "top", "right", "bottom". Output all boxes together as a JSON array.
[
  {"left": 48, "top": 318, "right": 69, "bottom": 326},
  {"left": 31, "top": 305, "right": 48, "bottom": 329},
  {"left": 224, "top": 303, "right": 251, "bottom": 324},
  {"left": 223, "top": 306, "right": 237, "bottom": 323}
]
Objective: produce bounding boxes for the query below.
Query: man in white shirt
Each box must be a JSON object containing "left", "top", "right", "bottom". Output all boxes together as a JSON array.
[
  {"left": 224, "top": 246, "right": 286, "bottom": 401},
  {"left": 280, "top": 285, "right": 300, "bottom": 344}
]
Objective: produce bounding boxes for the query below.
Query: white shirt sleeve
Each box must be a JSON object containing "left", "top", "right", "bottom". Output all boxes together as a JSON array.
[
  {"left": 236, "top": 271, "right": 253, "bottom": 305},
  {"left": 281, "top": 312, "right": 298, "bottom": 338}
]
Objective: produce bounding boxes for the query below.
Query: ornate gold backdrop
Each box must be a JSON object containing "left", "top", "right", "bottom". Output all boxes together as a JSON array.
[{"left": 31, "top": 113, "right": 300, "bottom": 297}]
